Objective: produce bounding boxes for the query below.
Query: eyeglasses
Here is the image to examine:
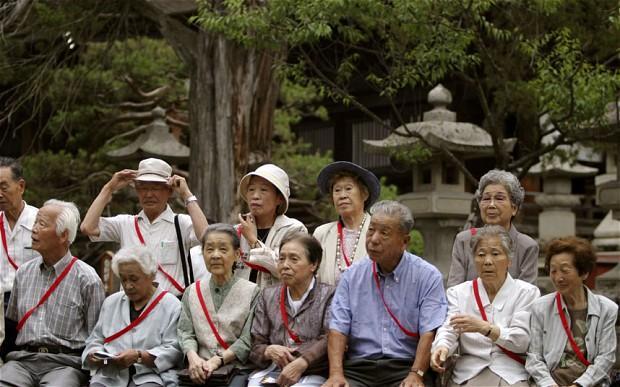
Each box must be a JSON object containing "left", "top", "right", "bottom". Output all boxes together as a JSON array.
[{"left": 480, "top": 194, "right": 509, "bottom": 206}]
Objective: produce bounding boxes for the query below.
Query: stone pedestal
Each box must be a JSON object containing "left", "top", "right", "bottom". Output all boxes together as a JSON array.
[
  {"left": 535, "top": 177, "right": 581, "bottom": 242},
  {"left": 592, "top": 211, "right": 620, "bottom": 250},
  {"left": 400, "top": 190, "right": 472, "bottom": 277}
]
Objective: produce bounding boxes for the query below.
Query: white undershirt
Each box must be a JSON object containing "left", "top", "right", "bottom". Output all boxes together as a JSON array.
[{"left": 287, "top": 277, "right": 315, "bottom": 315}]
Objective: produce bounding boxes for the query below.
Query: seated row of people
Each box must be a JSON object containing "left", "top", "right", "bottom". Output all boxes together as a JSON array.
[{"left": 0, "top": 156, "right": 616, "bottom": 387}]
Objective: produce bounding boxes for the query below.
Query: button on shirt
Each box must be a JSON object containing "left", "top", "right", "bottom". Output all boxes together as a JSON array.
[
  {"left": 0, "top": 203, "right": 40, "bottom": 293},
  {"left": 90, "top": 205, "right": 199, "bottom": 295},
  {"left": 6, "top": 252, "right": 105, "bottom": 349},
  {"left": 432, "top": 275, "right": 540, "bottom": 385},
  {"left": 329, "top": 251, "right": 447, "bottom": 360}
]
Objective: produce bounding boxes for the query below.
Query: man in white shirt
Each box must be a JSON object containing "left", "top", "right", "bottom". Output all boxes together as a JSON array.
[
  {"left": 80, "top": 158, "right": 208, "bottom": 296},
  {"left": 0, "top": 157, "right": 40, "bottom": 358}
]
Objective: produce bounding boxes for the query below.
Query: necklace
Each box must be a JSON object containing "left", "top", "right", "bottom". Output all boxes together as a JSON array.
[{"left": 336, "top": 213, "right": 367, "bottom": 272}]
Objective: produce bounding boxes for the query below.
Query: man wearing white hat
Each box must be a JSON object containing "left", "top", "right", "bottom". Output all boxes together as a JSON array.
[
  {"left": 80, "top": 158, "right": 209, "bottom": 296},
  {"left": 235, "top": 163, "right": 307, "bottom": 288}
]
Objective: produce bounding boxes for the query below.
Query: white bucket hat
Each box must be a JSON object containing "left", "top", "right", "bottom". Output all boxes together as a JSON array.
[
  {"left": 238, "top": 164, "right": 290, "bottom": 215},
  {"left": 135, "top": 158, "right": 172, "bottom": 183}
]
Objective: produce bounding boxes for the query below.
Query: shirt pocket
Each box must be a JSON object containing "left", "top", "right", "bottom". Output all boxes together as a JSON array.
[
  {"left": 156, "top": 240, "right": 178, "bottom": 265},
  {"left": 47, "top": 297, "right": 81, "bottom": 340}
]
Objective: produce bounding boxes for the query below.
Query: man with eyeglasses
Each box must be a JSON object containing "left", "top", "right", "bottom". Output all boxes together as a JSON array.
[
  {"left": 0, "top": 157, "right": 41, "bottom": 359},
  {"left": 80, "top": 158, "right": 209, "bottom": 296}
]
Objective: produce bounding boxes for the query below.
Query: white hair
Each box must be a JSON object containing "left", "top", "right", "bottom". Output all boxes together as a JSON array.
[
  {"left": 111, "top": 245, "right": 158, "bottom": 277},
  {"left": 43, "top": 199, "right": 80, "bottom": 244}
]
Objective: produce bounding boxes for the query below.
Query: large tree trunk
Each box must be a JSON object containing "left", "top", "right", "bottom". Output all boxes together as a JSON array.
[{"left": 138, "top": 2, "right": 280, "bottom": 222}]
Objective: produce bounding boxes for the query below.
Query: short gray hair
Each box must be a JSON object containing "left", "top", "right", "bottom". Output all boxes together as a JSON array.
[
  {"left": 474, "top": 169, "right": 525, "bottom": 209},
  {"left": 43, "top": 199, "right": 80, "bottom": 244},
  {"left": 470, "top": 224, "right": 514, "bottom": 261},
  {"left": 201, "top": 223, "right": 240, "bottom": 250},
  {"left": 370, "top": 200, "right": 414, "bottom": 233},
  {"left": 111, "top": 245, "right": 158, "bottom": 277}
]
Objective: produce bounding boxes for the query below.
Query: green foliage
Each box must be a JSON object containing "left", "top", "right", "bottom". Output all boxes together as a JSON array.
[{"left": 408, "top": 229, "right": 424, "bottom": 256}]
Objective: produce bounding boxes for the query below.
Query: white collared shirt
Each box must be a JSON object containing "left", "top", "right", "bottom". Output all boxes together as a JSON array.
[
  {"left": 287, "top": 277, "right": 315, "bottom": 315},
  {"left": 91, "top": 205, "right": 199, "bottom": 295},
  {"left": 0, "top": 202, "right": 40, "bottom": 293},
  {"left": 432, "top": 274, "right": 540, "bottom": 385}
]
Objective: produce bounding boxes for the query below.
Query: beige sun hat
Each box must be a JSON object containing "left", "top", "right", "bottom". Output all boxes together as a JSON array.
[
  {"left": 135, "top": 158, "right": 172, "bottom": 183},
  {"left": 238, "top": 164, "right": 290, "bottom": 215}
]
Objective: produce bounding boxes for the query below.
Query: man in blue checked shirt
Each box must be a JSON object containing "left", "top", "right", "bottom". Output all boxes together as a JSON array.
[{"left": 323, "top": 200, "right": 447, "bottom": 387}]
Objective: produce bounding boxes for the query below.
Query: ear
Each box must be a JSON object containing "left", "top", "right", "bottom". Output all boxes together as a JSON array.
[
  {"left": 511, "top": 203, "right": 518, "bottom": 217},
  {"left": 403, "top": 232, "right": 411, "bottom": 247},
  {"left": 59, "top": 229, "right": 70, "bottom": 246},
  {"left": 17, "top": 178, "right": 26, "bottom": 194},
  {"left": 581, "top": 272, "right": 589, "bottom": 282}
]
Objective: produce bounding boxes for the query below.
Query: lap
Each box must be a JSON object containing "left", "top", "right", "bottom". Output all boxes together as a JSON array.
[
  {"left": 449, "top": 368, "right": 530, "bottom": 387},
  {"left": 0, "top": 352, "right": 85, "bottom": 387}
]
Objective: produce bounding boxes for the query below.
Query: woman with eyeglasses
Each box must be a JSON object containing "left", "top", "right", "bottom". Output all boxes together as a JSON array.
[{"left": 447, "top": 170, "right": 539, "bottom": 288}]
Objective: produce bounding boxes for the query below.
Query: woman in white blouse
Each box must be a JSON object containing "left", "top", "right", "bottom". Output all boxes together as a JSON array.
[
  {"left": 83, "top": 246, "right": 182, "bottom": 387},
  {"left": 430, "top": 225, "right": 540, "bottom": 386}
]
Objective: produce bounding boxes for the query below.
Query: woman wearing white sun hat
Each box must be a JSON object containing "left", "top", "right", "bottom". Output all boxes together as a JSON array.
[{"left": 235, "top": 164, "right": 307, "bottom": 289}]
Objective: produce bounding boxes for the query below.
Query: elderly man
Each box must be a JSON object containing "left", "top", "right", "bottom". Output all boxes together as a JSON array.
[
  {"left": 324, "top": 200, "right": 447, "bottom": 387},
  {"left": 81, "top": 158, "right": 208, "bottom": 296},
  {"left": 0, "top": 199, "right": 105, "bottom": 387},
  {"left": 0, "top": 157, "right": 40, "bottom": 358}
]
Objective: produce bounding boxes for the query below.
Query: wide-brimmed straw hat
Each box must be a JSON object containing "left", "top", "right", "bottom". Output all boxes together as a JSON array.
[
  {"left": 238, "top": 164, "right": 290, "bottom": 215},
  {"left": 317, "top": 161, "right": 380, "bottom": 209}
]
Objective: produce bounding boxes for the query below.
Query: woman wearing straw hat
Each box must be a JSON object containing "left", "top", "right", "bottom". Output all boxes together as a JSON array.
[
  {"left": 313, "top": 161, "right": 380, "bottom": 285},
  {"left": 236, "top": 164, "right": 307, "bottom": 289}
]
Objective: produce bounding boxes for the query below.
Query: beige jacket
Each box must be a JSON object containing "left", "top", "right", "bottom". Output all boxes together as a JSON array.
[{"left": 313, "top": 214, "right": 370, "bottom": 286}]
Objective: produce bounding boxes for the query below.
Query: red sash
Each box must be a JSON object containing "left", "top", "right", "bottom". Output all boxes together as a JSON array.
[
  {"left": 337, "top": 222, "right": 352, "bottom": 267},
  {"left": 470, "top": 227, "right": 477, "bottom": 236},
  {"left": 280, "top": 286, "right": 302, "bottom": 344},
  {"left": 104, "top": 290, "right": 168, "bottom": 343},
  {"left": 16, "top": 256, "right": 78, "bottom": 331},
  {"left": 133, "top": 217, "right": 185, "bottom": 293},
  {"left": 195, "top": 280, "right": 230, "bottom": 349},
  {"left": 372, "top": 262, "right": 418, "bottom": 338},
  {"left": 235, "top": 226, "right": 269, "bottom": 273},
  {"left": 555, "top": 292, "right": 590, "bottom": 366},
  {"left": 472, "top": 278, "right": 525, "bottom": 365},
  {"left": 0, "top": 213, "right": 19, "bottom": 270}
]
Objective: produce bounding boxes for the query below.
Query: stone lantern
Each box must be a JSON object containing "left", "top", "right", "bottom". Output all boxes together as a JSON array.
[
  {"left": 107, "top": 106, "right": 190, "bottom": 164},
  {"left": 364, "top": 84, "right": 515, "bottom": 276}
]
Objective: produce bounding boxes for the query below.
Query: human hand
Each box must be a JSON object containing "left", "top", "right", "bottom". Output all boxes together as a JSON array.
[
  {"left": 87, "top": 351, "right": 105, "bottom": 368},
  {"left": 277, "top": 357, "right": 308, "bottom": 386},
  {"left": 168, "top": 175, "right": 192, "bottom": 201},
  {"left": 321, "top": 373, "right": 348, "bottom": 387},
  {"left": 187, "top": 351, "right": 210, "bottom": 384},
  {"left": 106, "top": 169, "right": 137, "bottom": 192},
  {"left": 238, "top": 212, "right": 258, "bottom": 247},
  {"left": 399, "top": 372, "right": 424, "bottom": 387},
  {"left": 430, "top": 346, "right": 449, "bottom": 373},
  {"left": 265, "top": 345, "right": 296, "bottom": 369},
  {"left": 111, "top": 349, "right": 139, "bottom": 369},
  {"left": 450, "top": 314, "right": 488, "bottom": 334}
]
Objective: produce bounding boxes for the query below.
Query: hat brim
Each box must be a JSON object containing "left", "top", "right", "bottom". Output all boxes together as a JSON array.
[
  {"left": 239, "top": 172, "right": 289, "bottom": 215},
  {"left": 317, "top": 161, "right": 381, "bottom": 209},
  {"left": 135, "top": 174, "right": 169, "bottom": 183}
]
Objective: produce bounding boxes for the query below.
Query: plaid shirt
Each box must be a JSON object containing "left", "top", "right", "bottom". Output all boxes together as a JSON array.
[{"left": 6, "top": 251, "right": 105, "bottom": 350}]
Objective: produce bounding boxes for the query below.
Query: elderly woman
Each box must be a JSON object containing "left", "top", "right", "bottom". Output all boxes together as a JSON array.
[
  {"left": 178, "top": 223, "right": 259, "bottom": 386},
  {"left": 236, "top": 164, "right": 307, "bottom": 289},
  {"left": 447, "top": 169, "right": 539, "bottom": 287},
  {"left": 83, "top": 246, "right": 182, "bottom": 387},
  {"left": 431, "top": 225, "right": 540, "bottom": 386},
  {"left": 249, "top": 233, "right": 335, "bottom": 386},
  {"left": 526, "top": 237, "right": 618, "bottom": 387},
  {"left": 313, "top": 161, "right": 380, "bottom": 285}
]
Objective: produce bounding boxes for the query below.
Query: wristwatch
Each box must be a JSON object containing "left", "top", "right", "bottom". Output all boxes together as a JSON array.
[
  {"left": 410, "top": 368, "right": 424, "bottom": 378},
  {"left": 136, "top": 350, "right": 143, "bottom": 364},
  {"left": 185, "top": 195, "right": 198, "bottom": 207}
]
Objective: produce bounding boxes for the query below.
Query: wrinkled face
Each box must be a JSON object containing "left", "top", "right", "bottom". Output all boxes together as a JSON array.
[
  {"left": 134, "top": 181, "right": 172, "bottom": 215},
  {"left": 0, "top": 167, "right": 25, "bottom": 213},
  {"left": 119, "top": 262, "right": 154, "bottom": 303},
  {"left": 549, "top": 252, "right": 587, "bottom": 296},
  {"left": 245, "top": 176, "right": 283, "bottom": 219},
  {"left": 365, "top": 213, "right": 409, "bottom": 265},
  {"left": 331, "top": 176, "right": 369, "bottom": 218},
  {"left": 32, "top": 205, "right": 65, "bottom": 257},
  {"left": 278, "top": 240, "right": 317, "bottom": 287},
  {"left": 479, "top": 184, "right": 517, "bottom": 229},
  {"left": 203, "top": 232, "right": 239, "bottom": 277},
  {"left": 474, "top": 236, "right": 511, "bottom": 283}
]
